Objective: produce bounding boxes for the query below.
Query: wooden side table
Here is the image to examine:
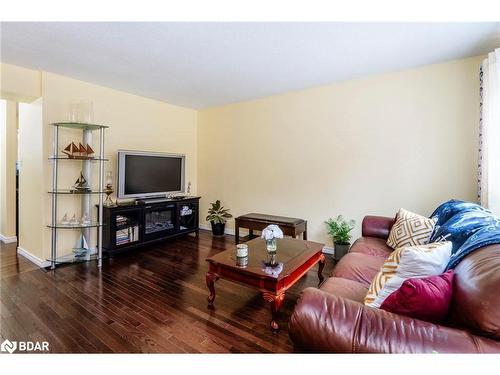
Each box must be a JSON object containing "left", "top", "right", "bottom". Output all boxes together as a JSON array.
[{"left": 234, "top": 213, "right": 307, "bottom": 244}]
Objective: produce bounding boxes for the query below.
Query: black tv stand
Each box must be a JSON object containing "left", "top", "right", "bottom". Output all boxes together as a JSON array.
[{"left": 98, "top": 196, "right": 200, "bottom": 255}]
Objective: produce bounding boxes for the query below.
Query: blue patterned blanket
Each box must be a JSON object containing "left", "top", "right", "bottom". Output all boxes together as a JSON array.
[{"left": 430, "top": 199, "right": 500, "bottom": 270}]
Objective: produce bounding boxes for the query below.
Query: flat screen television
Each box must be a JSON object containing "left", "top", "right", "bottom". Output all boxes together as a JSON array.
[{"left": 117, "top": 150, "right": 185, "bottom": 199}]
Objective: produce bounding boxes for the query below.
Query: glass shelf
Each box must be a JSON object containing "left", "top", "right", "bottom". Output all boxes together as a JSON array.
[
  {"left": 48, "top": 189, "right": 105, "bottom": 195},
  {"left": 48, "top": 155, "right": 108, "bottom": 161},
  {"left": 47, "top": 253, "right": 99, "bottom": 266},
  {"left": 49, "top": 122, "right": 109, "bottom": 130},
  {"left": 47, "top": 222, "right": 103, "bottom": 229}
]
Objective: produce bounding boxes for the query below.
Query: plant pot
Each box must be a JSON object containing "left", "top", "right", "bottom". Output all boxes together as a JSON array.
[
  {"left": 334, "top": 243, "right": 350, "bottom": 261},
  {"left": 210, "top": 222, "right": 225, "bottom": 236}
]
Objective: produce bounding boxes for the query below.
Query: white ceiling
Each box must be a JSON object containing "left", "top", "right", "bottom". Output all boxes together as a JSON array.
[{"left": 1, "top": 22, "right": 500, "bottom": 109}]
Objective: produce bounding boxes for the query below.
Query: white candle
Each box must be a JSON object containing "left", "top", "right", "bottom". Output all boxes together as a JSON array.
[{"left": 236, "top": 244, "right": 248, "bottom": 258}]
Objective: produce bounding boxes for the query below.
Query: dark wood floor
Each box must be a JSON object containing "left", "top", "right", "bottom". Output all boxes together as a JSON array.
[{"left": 0, "top": 231, "right": 334, "bottom": 353}]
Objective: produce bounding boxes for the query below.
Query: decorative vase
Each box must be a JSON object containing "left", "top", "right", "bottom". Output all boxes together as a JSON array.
[{"left": 266, "top": 238, "right": 277, "bottom": 253}]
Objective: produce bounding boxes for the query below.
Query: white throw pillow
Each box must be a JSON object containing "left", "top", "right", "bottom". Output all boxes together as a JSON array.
[{"left": 364, "top": 241, "right": 452, "bottom": 308}]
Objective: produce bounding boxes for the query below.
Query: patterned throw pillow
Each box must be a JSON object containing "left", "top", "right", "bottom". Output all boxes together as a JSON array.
[
  {"left": 386, "top": 208, "right": 436, "bottom": 249},
  {"left": 364, "top": 241, "right": 452, "bottom": 308}
]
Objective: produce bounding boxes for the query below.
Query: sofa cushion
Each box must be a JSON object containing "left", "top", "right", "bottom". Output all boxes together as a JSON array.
[
  {"left": 387, "top": 208, "right": 436, "bottom": 249},
  {"left": 349, "top": 237, "right": 393, "bottom": 258},
  {"left": 332, "top": 252, "right": 387, "bottom": 287},
  {"left": 380, "top": 270, "right": 454, "bottom": 323},
  {"left": 450, "top": 244, "right": 500, "bottom": 340},
  {"left": 320, "top": 277, "right": 368, "bottom": 303}
]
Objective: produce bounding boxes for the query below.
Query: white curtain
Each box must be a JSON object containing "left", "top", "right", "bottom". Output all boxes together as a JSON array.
[{"left": 479, "top": 49, "right": 500, "bottom": 215}]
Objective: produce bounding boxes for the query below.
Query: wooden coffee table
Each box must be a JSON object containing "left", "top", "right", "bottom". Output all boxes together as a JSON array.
[{"left": 205, "top": 237, "right": 325, "bottom": 332}]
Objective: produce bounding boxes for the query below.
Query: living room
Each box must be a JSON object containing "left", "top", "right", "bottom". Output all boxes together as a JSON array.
[{"left": 1, "top": 0, "right": 500, "bottom": 372}]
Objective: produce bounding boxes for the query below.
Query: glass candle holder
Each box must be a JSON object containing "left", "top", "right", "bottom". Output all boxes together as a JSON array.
[
  {"left": 106, "top": 170, "right": 113, "bottom": 186},
  {"left": 236, "top": 244, "right": 248, "bottom": 258},
  {"left": 236, "top": 256, "right": 248, "bottom": 268},
  {"left": 103, "top": 171, "right": 116, "bottom": 207},
  {"left": 266, "top": 238, "right": 277, "bottom": 253}
]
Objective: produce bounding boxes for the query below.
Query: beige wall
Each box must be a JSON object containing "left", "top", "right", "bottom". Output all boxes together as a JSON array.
[
  {"left": 1, "top": 63, "right": 41, "bottom": 103},
  {"left": 1, "top": 63, "right": 42, "bottom": 248},
  {"left": 18, "top": 99, "right": 44, "bottom": 256},
  {"left": 198, "top": 56, "right": 482, "bottom": 245},
  {"left": 0, "top": 99, "right": 18, "bottom": 241}
]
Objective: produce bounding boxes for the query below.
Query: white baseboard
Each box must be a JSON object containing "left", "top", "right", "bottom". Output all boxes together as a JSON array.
[
  {"left": 199, "top": 223, "right": 249, "bottom": 237},
  {"left": 0, "top": 234, "right": 17, "bottom": 244},
  {"left": 199, "top": 223, "right": 212, "bottom": 232},
  {"left": 17, "top": 246, "right": 51, "bottom": 268}
]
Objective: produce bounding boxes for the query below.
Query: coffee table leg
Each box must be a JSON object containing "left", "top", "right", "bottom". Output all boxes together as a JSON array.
[
  {"left": 318, "top": 254, "right": 325, "bottom": 286},
  {"left": 262, "top": 292, "right": 285, "bottom": 333},
  {"left": 206, "top": 272, "right": 219, "bottom": 309}
]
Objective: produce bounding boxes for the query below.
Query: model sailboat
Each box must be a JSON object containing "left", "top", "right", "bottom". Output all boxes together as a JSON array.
[
  {"left": 61, "top": 142, "right": 95, "bottom": 159},
  {"left": 73, "top": 234, "right": 90, "bottom": 259},
  {"left": 72, "top": 171, "right": 90, "bottom": 192},
  {"left": 62, "top": 142, "right": 79, "bottom": 158}
]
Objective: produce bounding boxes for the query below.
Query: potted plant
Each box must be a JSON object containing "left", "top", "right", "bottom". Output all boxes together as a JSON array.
[
  {"left": 325, "top": 215, "right": 356, "bottom": 260},
  {"left": 206, "top": 200, "right": 232, "bottom": 236}
]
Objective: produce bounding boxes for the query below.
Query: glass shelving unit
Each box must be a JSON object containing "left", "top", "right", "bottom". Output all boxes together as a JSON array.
[
  {"left": 50, "top": 122, "right": 108, "bottom": 131},
  {"left": 48, "top": 189, "right": 106, "bottom": 194},
  {"left": 48, "top": 122, "right": 108, "bottom": 269},
  {"left": 47, "top": 222, "right": 103, "bottom": 229},
  {"left": 48, "top": 155, "right": 109, "bottom": 162},
  {"left": 51, "top": 253, "right": 99, "bottom": 265}
]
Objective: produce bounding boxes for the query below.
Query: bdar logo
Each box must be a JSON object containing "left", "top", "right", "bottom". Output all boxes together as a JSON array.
[{"left": 1, "top": 339, "right": 17, "bottom": 353}]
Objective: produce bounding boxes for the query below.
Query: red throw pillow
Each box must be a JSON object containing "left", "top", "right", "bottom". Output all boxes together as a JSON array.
[{"left": 380, "top": 270, "right": 454, "bottom": 323}]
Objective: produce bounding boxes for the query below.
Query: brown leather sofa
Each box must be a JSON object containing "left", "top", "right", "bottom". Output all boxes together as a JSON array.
[{"left": 289, "top": 216, "right": 500, "bottom": 353}]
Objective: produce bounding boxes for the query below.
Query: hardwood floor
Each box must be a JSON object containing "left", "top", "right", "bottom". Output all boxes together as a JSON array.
[{"left": 0, "top": 231, "right": 334, "bottom": 353}]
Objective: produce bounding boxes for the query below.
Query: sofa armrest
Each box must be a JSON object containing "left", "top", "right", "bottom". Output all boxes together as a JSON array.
[
  {"left": 361, "top": 215, "right": 395, "bottom": 239},
  {"left": 289, "top": 288, "right": 500, "bottom": 353}
]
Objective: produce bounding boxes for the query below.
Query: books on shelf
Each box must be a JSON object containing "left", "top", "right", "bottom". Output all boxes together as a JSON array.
[
  {"left": 116, "top": 225, "right": 139, "bottom": 245},
  {"left": 116, "top": 215, "right": 130, "bottom": 225}
]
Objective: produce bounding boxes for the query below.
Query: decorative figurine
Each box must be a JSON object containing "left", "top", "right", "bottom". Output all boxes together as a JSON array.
[
  {"left": 62, "top": 142, "right": 94, "bottom": 159},
  {"left": 73, "top": 234, "right": 90, "bottom": 259},
  {"left": 103, "top": 171, "right": 116, "bottom": 207},
  {"left": 81, "top": 213, "right": 91, "bottom": 225},
  {"left": 69, "top": 214, "right": 79, "bottom": 225},
  {"left": 60, "top": 213, "right": 69, "bottom": 224},
  {"left": 72, "top": 172, "right": 90, "bottom": 192}
]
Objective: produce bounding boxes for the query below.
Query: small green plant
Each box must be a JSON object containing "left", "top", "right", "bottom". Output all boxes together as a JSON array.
[
  {"left": 325, "top": 215, "right": 356, "bottom": 245},
  {"left": 206, "top": 200, "right": 232, "bottom": 224}
]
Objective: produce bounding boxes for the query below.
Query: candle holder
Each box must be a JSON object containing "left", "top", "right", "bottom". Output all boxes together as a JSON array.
[
  {"left": 103, "top": 171, "right": 116, "bottom": 207},
  {"left": 236, "top": 256, "right": 248, "bottom": 268},
  {"left": 265, "top": 252, "right": 278, "bottom": 268},
  {"left": 236, "top": 244, "right": 248, "bottom": 257}
]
